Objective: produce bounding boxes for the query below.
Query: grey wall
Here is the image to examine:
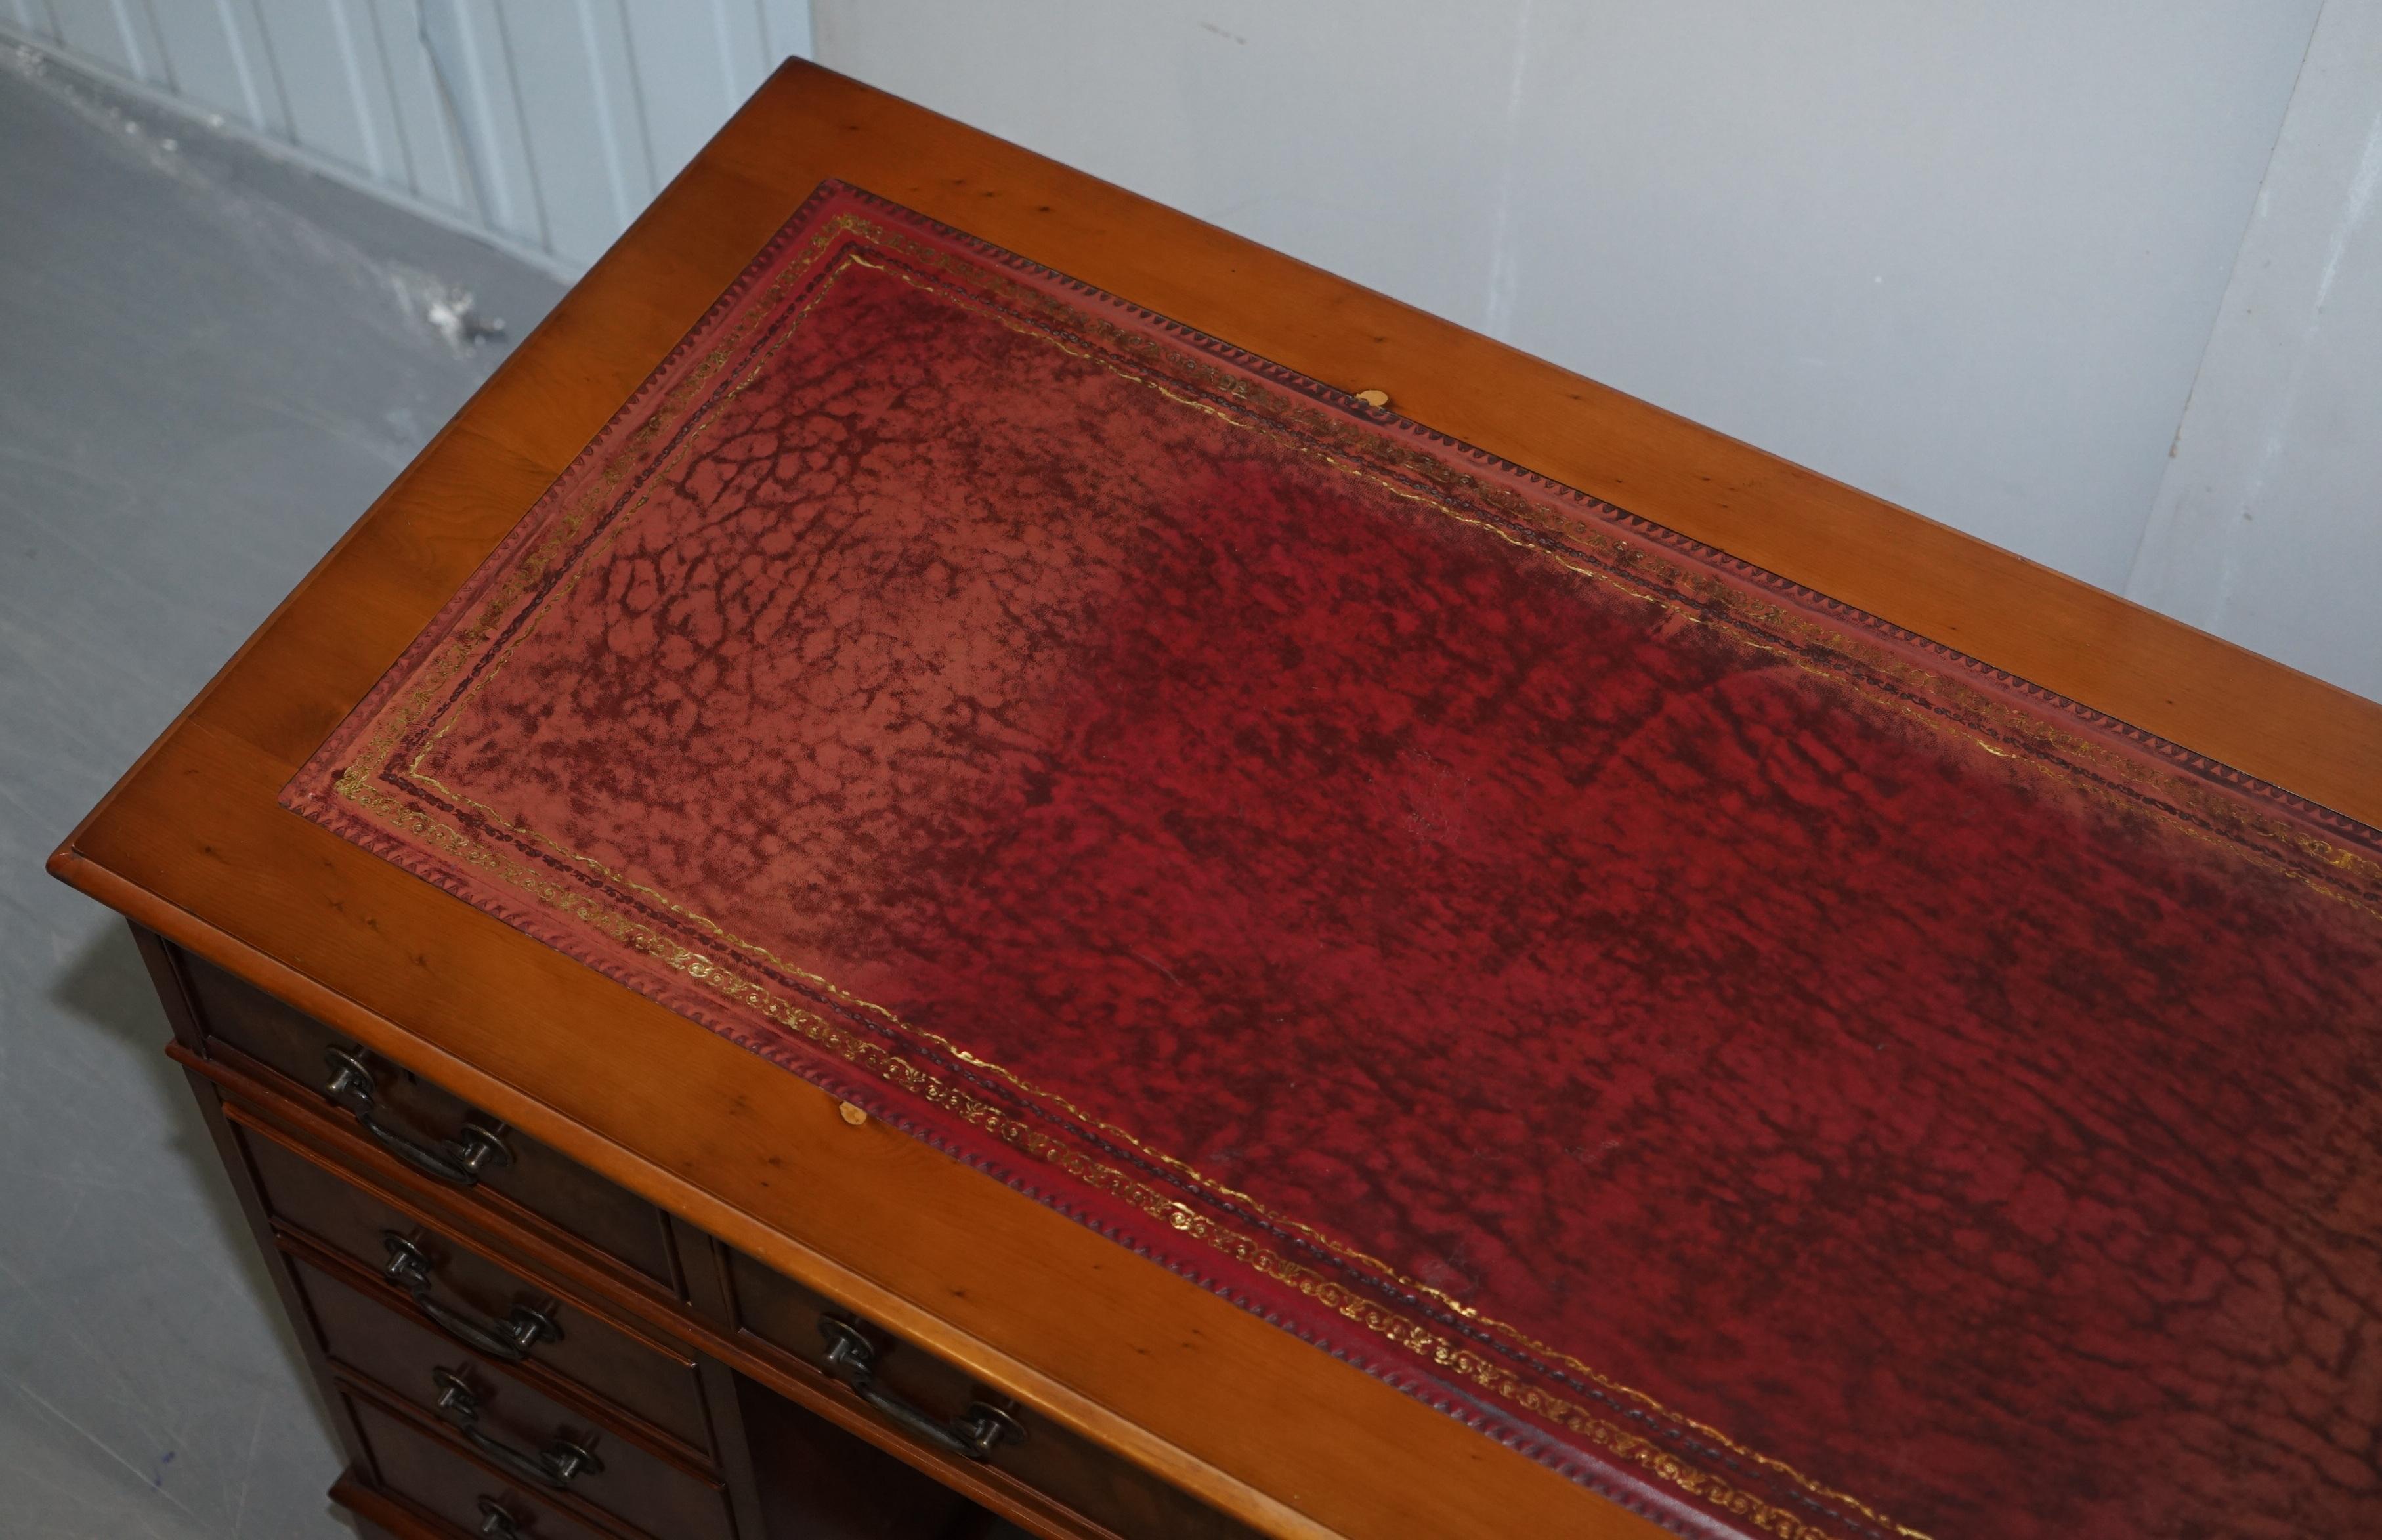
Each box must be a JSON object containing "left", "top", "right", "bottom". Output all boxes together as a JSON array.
[{"left": 0, "top": 1, "right": 814, "bottom": 272}]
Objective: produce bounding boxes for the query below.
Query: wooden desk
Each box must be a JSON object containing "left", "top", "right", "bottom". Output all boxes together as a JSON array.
[{"left": 49, "top": 61, "right": 2382, "bottom": 1540}]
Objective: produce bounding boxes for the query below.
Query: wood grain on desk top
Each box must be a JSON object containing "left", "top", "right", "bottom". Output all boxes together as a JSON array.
[{"left": 51, "top": 60, "right": 2382, "bottom": 1540}]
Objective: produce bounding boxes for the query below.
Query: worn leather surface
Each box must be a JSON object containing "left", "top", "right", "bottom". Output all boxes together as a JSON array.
[{"left": 289, "top": 183, "right": 2382, "bottom": 1540}]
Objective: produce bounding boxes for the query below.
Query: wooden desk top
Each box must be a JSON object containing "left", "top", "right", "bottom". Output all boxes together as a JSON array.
[{"left": 52, "top": 62, "right": 2382, "bottom": 1540}]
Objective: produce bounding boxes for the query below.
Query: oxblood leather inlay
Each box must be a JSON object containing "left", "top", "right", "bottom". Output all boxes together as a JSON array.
[{"left": 287, "top": 183, "right": 2382, "bottom": 1540}]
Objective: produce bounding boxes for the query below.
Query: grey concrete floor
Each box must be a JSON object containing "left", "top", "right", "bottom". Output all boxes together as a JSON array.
[{"left": 0, "top": 51, "right": 562, "bottom": 1538}]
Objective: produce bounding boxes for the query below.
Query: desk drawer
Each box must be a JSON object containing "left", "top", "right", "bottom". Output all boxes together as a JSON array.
[
  {"left": 294, "top": 1252, "right": 733, "bottom": 1540},
  {"left": 725, "top": 1249, "right": 1259, "bottom": 1540},
  {"left": 236, "top": 1112, "right": 715, "bottom": 1453},
  {"left": 179, "top": 949, "right": 679, "bottom": 1290},
  {"left": 346, "top": 1386, "right": 635, "bottom": 1540}
]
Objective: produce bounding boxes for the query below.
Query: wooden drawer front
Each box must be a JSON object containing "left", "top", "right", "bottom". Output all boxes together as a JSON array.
[
  {"left": 238, "top": 1117, "right": 714, "bottom": 1453},
  {"left": 180, "top": 949, "right": 679, "bottom": 1289},
  {"left": 725, "top": 1250, "right": 1260, "bottom": 1540},
  {"left": 294, "top": 1253, "right": 733, "bottom": 1540},
  {"left": 345, "top": 1388, "right": 634, "bottom": 1540}
]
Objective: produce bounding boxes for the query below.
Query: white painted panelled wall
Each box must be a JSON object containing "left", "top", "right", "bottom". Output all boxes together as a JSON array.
[
  {"left": 0, "top": 1, "right": 813, "bottom": 274},
  {"left": 9, "top": 2, "right": 2377, "bottom": 704}
]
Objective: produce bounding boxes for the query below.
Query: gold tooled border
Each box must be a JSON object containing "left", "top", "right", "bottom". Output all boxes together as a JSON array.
[{"left": 305, "top": 184, "right": 2382, "bottom": 1540}]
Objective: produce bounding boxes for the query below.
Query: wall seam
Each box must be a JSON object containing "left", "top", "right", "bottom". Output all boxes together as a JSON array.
[{"left": 2122, "top": 0, "right": 2331, "bottom": 601}]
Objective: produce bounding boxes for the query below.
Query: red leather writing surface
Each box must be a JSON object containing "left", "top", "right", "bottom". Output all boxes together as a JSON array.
[{"left": 287, "top": 182, "right": 2382, "bottom": 1540}]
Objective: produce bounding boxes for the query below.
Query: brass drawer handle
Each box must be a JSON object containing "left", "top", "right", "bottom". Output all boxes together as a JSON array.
[
  {"left": 818, "top": 1317, "right": 1024, "bottom": 1461},
  {"left": 434, "top": 1368, "right": 605, "bottom": 1489},
  {"left": 381, "top": 1232, "right": 562, "bottom": 1363},
  {"left": 476, "top": 1497, "right": 527, "bottom": 1537},
  {"left": 324, "top": 1046, "right": 511, "bottom": 1187}
]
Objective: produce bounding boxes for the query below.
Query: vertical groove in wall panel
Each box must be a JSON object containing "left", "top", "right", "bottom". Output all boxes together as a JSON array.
[
  {"left": 487, "top": 3, "right": 554, "bottom": 253},
  {"left": 714, "top": 0, "right": 767, "bottom": 102},
  {"left": 415, "top": 0, "right": 505, "bottom": 232},
  {"left": 422, "top": 0, "right": 545, "bottom": 247},
  {"left": 102, "top": 0, "right": 153, "bottom": 83},
  {"left": 127, "top": 0, "right": 171, "bottom": 89},
  {"left": 234, "top": 0, "right": 294, "bottom": 139},
  {"left": 215, "top": 0, "right": 262, "bottom": 129},
  {"left": 621, "top": 0, "right": 752, "bottom": 192},
  {"left": 569, "top": 0, "right": 643, "bottom": 232},
  {"left": 610, "top": 0, "right": 660, "bottom": 196},
  {"left": 368, "top": 0, "right": 467, "bottom": 214},
  {"left": 705, "top": 0, "right": 741, "bottom": 106},
  {"left": 347, "top": 0, "right": 406, "bottom": 185},
  {"left": 359, "top": 0, "right": 417, "bottom": 196},
  {"left": 496, "top": 0, "right": 635, "bottom": 266},
  {"left": 321, "top": 0, "right": 393, "bottom": 181},
  {"left": 48, "top": 2, "right": 137, "bottom": 75},
  {"left": 140, "top": 1, "right": 254, "bottom": 127},
  {"left": 249, "top": 0, "right": 377, "bottom": 173}
]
